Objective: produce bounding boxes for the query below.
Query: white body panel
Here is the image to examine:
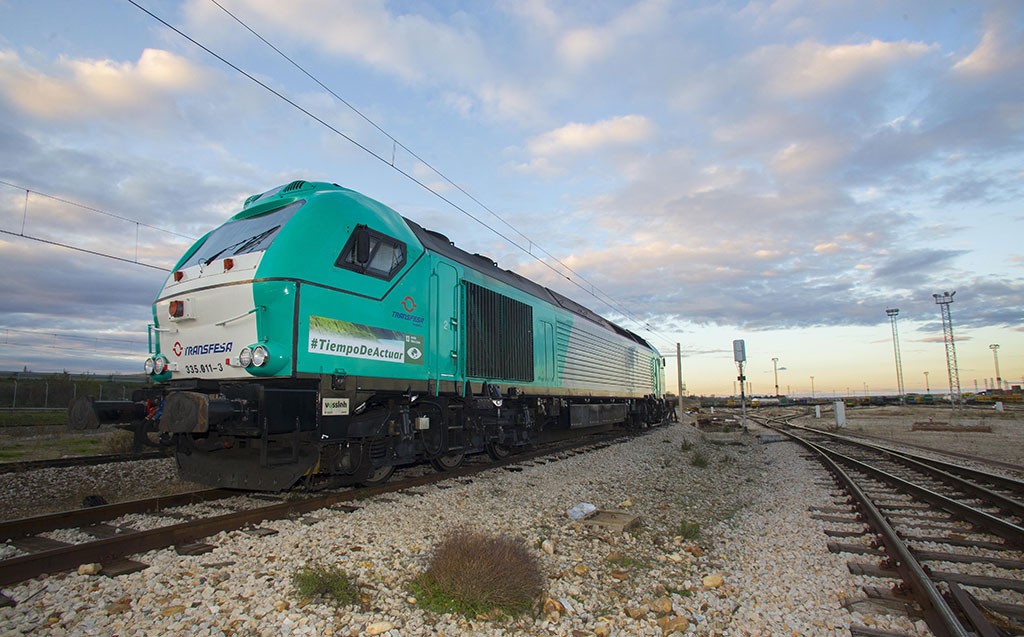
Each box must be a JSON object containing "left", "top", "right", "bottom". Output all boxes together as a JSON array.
[{"left": 154, "top": 254, "right": 263, "bottom": 381}]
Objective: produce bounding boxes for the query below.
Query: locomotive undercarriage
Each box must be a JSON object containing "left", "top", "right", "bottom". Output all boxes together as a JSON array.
[{"left": 69, "top": 376, "right": 670, "bottom": 491}]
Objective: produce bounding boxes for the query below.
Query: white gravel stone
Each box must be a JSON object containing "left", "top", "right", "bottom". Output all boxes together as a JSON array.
[{"left": 5, "top": 418, "right": 1012, "bottom": 635}]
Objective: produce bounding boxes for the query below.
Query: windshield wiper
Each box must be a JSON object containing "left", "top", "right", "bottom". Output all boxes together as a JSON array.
[{"left": 202, "top": 226, "right": 281, "bottom": 265}]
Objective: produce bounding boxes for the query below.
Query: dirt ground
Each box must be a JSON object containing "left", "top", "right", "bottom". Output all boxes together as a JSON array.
[{"left": 788, "top": 403, "right": 1024, "bottom": 468}]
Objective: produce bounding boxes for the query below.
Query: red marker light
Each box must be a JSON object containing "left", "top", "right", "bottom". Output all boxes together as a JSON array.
[
  {"left": 169, "top": 300, "right": 184, "bottom": 317},
  {"left": 224, "top": 258, "right": 234, "bottom": 271},
  {"left": 173, "top": 271, "right": 184, "bottom": 282}
]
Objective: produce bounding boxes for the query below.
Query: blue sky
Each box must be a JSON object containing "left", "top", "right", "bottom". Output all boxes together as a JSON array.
[{"left": 0, "top": 0, "right": 1021, "bottom": 396}]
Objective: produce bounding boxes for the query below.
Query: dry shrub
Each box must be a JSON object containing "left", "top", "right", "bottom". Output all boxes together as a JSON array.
[
  {"left": 101, "top": 430, "right": 135, "bottom": 455},
  {"left": 411, "top": 528, "right": 544, "bottom": 617}
]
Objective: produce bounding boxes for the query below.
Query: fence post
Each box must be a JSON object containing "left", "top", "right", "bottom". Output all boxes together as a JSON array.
[
  {"left": 45, "top": 382, "right": 49, "bottom": 408},
  {"left": 12, "top": 379, "right": 16, "bottom": 408},
  {"left": 99, "top": 384, "right": 103, "bottom": 400}
]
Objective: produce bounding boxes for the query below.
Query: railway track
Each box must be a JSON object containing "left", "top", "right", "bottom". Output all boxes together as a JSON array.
[
  {"left": 752, "top": 414, "right": 1024, "bottom": 636},
  {"left": 0, "top": 450, "right": 169, "bottom": 475},
  {"left": 0, "top": 428, "right": 644, "bottom": 593}
]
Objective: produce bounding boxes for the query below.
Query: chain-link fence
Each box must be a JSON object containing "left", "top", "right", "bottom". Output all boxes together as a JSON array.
[{"left": 0, "top": 374, "right": 149, "bottom": 409}]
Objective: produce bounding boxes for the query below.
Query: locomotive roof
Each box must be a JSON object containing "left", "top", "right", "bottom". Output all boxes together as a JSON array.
[{"left": 402, "top": 217, "right": 655, "bottom": 352}]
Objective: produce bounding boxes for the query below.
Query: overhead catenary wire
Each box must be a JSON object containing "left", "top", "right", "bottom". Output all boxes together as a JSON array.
[
  {"left": 128, "top": 0, "right": 674, "bottom": 351},
  {"left": 0, "top": 179, "right": 191, "bottom": 272},
  {"left": 0, "top": 179, "right": 197, "bottom": 241}
]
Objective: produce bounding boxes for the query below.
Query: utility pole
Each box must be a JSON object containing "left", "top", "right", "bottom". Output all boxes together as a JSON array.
[
  {"left": 990, "top": 344, "right": 1002, "bottom": 392},
  {"left": 924, "top": 371, "right": 930, "bottom": 393},
  {"left": 771, "top": 357, "right": 780, "bottom": 397},
  {"left": 886, "top": 308, "right": 905, "bottom": 404},
  {"left": 810, "top": 375, "right": 815, "bottom": 401},
  {"left": 676, "top": 343, "right": 683, "bottom": 419},
  {"left": 933, "top": 291, "right": 962, "bottom": 412},
  {"left": 734, "top": 340, "right": 747, "bottom": 432}
]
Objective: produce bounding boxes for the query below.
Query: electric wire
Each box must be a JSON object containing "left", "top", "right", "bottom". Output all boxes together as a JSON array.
[
  {"left": 0, "top": 179, "right": 197, "bottom": 240},
  {"left": 128, "top": 0, "right": 672, "bottom": 350},
  {"left": 0, "top": 228, "right": 171, "bottom": 272},
  {"left": 2, "top": 327, "right": 144, "bottom": 348}
]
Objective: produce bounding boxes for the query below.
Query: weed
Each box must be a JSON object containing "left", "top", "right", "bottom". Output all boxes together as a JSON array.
[
  {"left": 690, "top": 450, "right": 708, "bottom": 468},
  {"left": 605, "top": 552, "right": 648, "bottom": 569},
  {"left": 719, "top": 453, "right": 733, "bottom": 464},
  {"left": 677, "top": 519, "right": 700, "bottom": 539},
  {"left": 355, "top": 489, "right": 371, "bottom": 501},
  {"left": 292, "top": 565, "right": 357, "bottom": 604},
  {"left": 679, "top": 439, "right": 694, "bottom": 452},
  {"left": 410, "top": 528, "right": 543, "bottom": 618}
]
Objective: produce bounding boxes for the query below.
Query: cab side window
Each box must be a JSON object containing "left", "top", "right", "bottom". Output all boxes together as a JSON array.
[{"left": 336, "top": 224, "right": 406, "bottom": 280}]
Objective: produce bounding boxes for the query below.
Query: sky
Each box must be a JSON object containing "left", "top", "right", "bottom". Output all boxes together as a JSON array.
[{"left": 0, "top": 0, "right": 1022, "bottom": 397}]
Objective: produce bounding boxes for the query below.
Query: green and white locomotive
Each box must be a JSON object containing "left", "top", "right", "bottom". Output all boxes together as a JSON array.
[{"left": 71, "top": 181, "right": 668, "bottom": 490}]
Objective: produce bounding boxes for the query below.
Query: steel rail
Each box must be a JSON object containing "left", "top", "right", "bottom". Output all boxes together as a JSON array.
[
  {"left": 0, "top": 430, "right": 638, "bottom": 587},
  {"left": 0, "top": 451, "right": 169, "bottom": 475},
  {"left": 0, "top": 489, "right": 235, "bottom": 541},
  {"left": 778, "top": 427, "right": 970, "bottom": 637},
  {"left": 779, "top": 421, "right": 1024, "bottom": 520},
  {"left": 769, "top": 422, "right": 1024, "bottom": 546}
]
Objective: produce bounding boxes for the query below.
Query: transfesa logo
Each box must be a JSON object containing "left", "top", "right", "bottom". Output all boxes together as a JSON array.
[{"left": 173, "top": 341, "right": 233, "bottom": 357}]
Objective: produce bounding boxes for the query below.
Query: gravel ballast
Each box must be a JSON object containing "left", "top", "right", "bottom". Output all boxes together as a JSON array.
[{"left": 0, "top": 420, "right": 936, "bottom": 635}]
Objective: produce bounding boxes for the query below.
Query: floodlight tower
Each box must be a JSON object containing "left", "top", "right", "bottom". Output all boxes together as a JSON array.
[
  {"left": 924, "top": 371, "right": 930, "bottom": 393},
  {"left": 933, "top": 291, "right": 962, "bottom": 412},
  {"left": 990, "top": 344, "right": 1002, "bottom": 391},
  {"left": 771, "top": 357, "right": 780, "bottom": 397},
  {"left": 886, "top": 308, "right": 905, "bottom": 405}
]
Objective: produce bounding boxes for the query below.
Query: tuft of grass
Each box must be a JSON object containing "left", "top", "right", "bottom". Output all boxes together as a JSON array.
[
  {"left": 605, "top": 551, "right": 648, "bottom": 569},
  {"left": 292, "top": 565, "right": 357, "bottom": 604},
  {"left": 677, "top": 520, "right": 701, "bottom": 539},
  {"left": 679, "top": 439, "right": 694, "bottom": 452},
  {"left": 410, "top": 528, "right": 543, "bottom": 618},
  {"left": 690, "top": 450, "right": 708, "bottom": 468}
]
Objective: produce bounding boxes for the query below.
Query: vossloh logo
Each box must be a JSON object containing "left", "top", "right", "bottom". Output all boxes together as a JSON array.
[{"left": 322, "top": 397, "right": 350, "bottom": 416}]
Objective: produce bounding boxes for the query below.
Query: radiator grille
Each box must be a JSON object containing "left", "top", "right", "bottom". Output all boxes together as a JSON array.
[{"left": 465, "top": 282, "right": 534, "bottom": 381}]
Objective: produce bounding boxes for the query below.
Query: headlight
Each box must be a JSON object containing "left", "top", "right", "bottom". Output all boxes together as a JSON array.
[
  {"left": 144, "top": 357, "right": 155, "bottom": 375},
  {"left": 252, "top": 345, "right": 268, "bottom": 367},
  {"left": 153, "top": 356, "right": 168, "bottom": 374},
  {"left": 238, "top": 347, "right": 252, "bottom": 367}
]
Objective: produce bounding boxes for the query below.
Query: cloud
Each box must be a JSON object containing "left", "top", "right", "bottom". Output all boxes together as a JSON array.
[
  {"left": 757, "top": 39, "right": 934, "bottom": 99},
  {"left": 0, "top": 48, "right": 209, "bottom": 120},
  {"left": 953, "top": 7, "right": 1024, "bottom": 76},
  {"left": 527, "top": 115, "right": 655, "bottom": 156},
  {"left": 555, "top": 0, "right": 670, "bottom": 68},
  {"left": 813, "top": 242, "right": 840, "bottom": 254}
]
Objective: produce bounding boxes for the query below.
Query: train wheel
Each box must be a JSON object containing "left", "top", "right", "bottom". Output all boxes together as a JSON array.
[
  {"left": 360, "top": 464, "right": 395, "bottom": 486},
  {"left": 485, "top": 442, "right": 511, "bottom": 460},
  {"left": 430, "top": 453, "right": 465, "bottom": 472}
]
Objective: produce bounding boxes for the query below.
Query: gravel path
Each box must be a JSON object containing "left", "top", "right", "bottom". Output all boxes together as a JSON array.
[{"left": 0, "top": 422, "right": 930, "bottom": 635}]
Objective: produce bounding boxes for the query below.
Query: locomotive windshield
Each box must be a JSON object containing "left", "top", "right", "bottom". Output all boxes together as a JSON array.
[{"left": 179, "top": 201, "right": 304, "bottom": 269}]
